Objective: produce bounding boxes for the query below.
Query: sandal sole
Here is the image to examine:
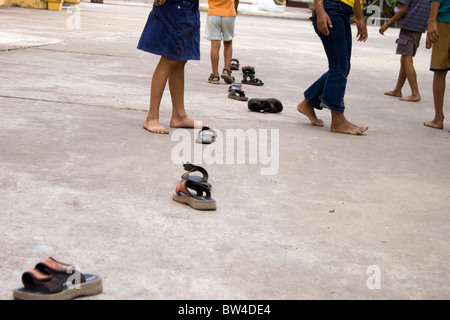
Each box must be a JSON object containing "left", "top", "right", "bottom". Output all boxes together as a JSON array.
[
  {"left": 173, "top": 194, "right": 216, "bottom": 210},
  {"left": 13, "top": 275, "right": 102, "bottom": 300}
]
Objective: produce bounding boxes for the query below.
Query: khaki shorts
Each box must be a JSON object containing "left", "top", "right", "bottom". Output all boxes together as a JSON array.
[
  {"left": 396, "top": 28, "right": 422, "bottom": 57},
  {"left": 204, "top": 15, "right": 236, "bottom": 41},
  {"left": 430, "top": 21, "right": 450, "bottom": 71}
]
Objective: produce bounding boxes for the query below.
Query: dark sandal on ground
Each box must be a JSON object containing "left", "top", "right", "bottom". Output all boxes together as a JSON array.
[
  {"left": 181, "top": 161, "right": 212, "bottom": 189},
  {"left": 228, "top": 83, "right": 248, "bottom": 101},
  {"left": 242, "top": 74, "right": 264, "bottom": 86},
  {"left": 230, "top": 58, "right": 240, "bottom": 71},
  {"left": 208, "top": 73, "right": 220, "bottom": 84},
  {"left": 173, "top": 180, "right": 216, "bottom": 210},
  {"left": 13, "top": 257, "right": 102, "bottom": 300},
  {"left": 221, "top": 68, "right": 235, "bottom": 84},
  {"left": 248, "top": 98, "right": 283, "bottom": 113},
  {"left": 242, "top": 65, "right": 255, "bottom": 74},
  {"left": 195, "top": 126, "right": 217, "bottom": 144}
]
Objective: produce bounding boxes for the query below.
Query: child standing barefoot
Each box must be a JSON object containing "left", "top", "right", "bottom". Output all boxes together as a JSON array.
[
  {"left": 297, "top": 0, "right": 369, "bottom": 135},
  {"left": 138, "top": 0, "right": 201, "bottom": 134},
  {"left": 424, "top": 0, "right": 449, "bottom": 131},
  {"left": 379, "top": 0, "right": 431, "bottom": 102}
]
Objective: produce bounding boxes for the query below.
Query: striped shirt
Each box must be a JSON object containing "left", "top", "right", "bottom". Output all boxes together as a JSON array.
[{"left": 397, "top": 0, "right": 431, "bottom": 32}]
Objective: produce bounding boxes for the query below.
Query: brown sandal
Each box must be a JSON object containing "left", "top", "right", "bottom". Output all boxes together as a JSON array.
[
  {"left": 208, "top": 73, "right": 220, "bottom": 84},
  {"left": 221, "top": 68, "right": 235, "bottom": 84}
]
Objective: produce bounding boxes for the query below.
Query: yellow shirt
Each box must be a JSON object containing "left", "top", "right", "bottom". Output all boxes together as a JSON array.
[
  {"left": 340, "top": 0, "right": 363, "bottom": 8},
  {"left": 208, "top": 0, "right": 236, "bottom": 17}
]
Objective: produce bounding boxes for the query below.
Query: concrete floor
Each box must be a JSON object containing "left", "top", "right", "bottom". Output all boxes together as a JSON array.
[{"left": 0, "top": 2, "right": 449, "bottom": 300}]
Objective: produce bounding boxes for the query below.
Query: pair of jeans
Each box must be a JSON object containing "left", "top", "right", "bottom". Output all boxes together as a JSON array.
[{"left": 304, "top": 1, "right": 354, "bottom": 113}]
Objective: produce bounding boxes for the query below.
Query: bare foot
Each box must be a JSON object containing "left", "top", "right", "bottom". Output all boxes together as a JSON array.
[
  {"left": 297, "top": 100, "right": 324, "bottom": 127},
  {"left": 424, "top": 119, "right": 444, "bottom": 129},
  {"left": 384, "top": 90, "right": 402, "bottom": 97},
  {"left": 170, "top": 115, "right": 196, "bottom": 129},
  {"left": 400, "top": 94, "right": 421, "bottom": 102},
  {"left": 330, "top": 113, "right": 368, "bottom": 135},
  {"left": 143, "top": 119, "right": 169, "bottom": 134}
]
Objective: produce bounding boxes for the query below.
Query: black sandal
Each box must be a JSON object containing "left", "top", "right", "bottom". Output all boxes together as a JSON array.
[
  {"left": 181, "top": 161, "right": 212, "bottom": 189},
  {"left": 248, "top": 98, "right": 283, "bottom": 113},
  {"left": 230, "top": 58, "right": 240, "bottom": 71},
  {"left": 228, "top": 83, "right": 248, "bottom": 101},
  {"left": 13, "top": 257, "right": 102, "bottom": 300},
  {"left": 242, "top": 73, "right": 264, "bottom": 86}
]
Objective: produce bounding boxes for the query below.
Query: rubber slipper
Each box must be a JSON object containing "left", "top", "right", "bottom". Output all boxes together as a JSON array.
[
  {"left": 248, "top": 98, "right": 283, "bottom": 113},
  {"left": 195, "top": 126, "right": 217, "bottom": 144},
  {"left": 173, "top": 180, "right": 216, "bottom": 210},
  {"left": 13, "top": 257, "right": 102, "bottom": 300}
]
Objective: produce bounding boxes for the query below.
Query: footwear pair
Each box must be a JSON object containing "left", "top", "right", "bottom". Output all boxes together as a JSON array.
[
  {"left": 13, "top": 257, "right": 102, "bottom": 300},
  {"left": 208, "top": 69, "right": 235, "bottom": 84},
  {"left": 173, "top": 162, "right": 216, "bottom": 210}
]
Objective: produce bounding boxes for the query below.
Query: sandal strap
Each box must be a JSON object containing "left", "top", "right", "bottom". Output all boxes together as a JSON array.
[
  {"left": 176, "top": 180, "right": 211, "bottom": 199},
  {"left": 229, "top": 83, "right": 243, "bottom": 91},
  {"left": 37, "top": 257, "right": 74, "bottom": 273},
  {"left": 182, "top": 161, "right": 209, "bottom": 182}
]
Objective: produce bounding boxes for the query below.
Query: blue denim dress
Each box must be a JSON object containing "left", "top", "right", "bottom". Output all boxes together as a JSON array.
[{"left": 137, "top": 0, "right": 200, "bottom": 61}]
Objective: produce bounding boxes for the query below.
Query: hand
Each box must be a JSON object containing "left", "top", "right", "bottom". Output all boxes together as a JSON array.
[
  {"left": 427, "top": 21, "right": 439, "bottom": 45},
  {"left": 317, "top": 11, "right": 332, "bottom": 36},
  {"left": 379, "top": 24, "right": 387, "bottom": 35},
  {"left": 356, "top": 19, "right": 368, "bottom": 42}
]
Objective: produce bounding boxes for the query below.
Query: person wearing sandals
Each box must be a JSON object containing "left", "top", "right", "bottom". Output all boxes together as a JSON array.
[
  {"left": 204, "top": 0, "right": 240, "bottom": 84},
  {"left": 297, "top": 0, "right": 369, "bottom": 135},
  {"left": 138, "top": 0, "right": 201, "bottom": 134}
]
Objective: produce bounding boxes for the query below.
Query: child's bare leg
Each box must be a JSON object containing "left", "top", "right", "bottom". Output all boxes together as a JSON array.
[
  {"left": 330, "top": 111, "right": 368, "bottom": 135},
  {"left": 400, "top": 55, "right": 421, "bottom": 102},
  {"left": 143, "top": 56, "right": 175, "bottom": 134},
  {"left": 385, "top": 57, "right": 406, "bottom": 97},
  {"left": 424, "top": 70, "right": 447, "bottom": 129},
  {"left": 297, "top": 99, "right": 324, "bottom": 127},
  {"left": 168, "top": 60, "right": 196, "bottom": 129},
  {"left": 223, "top": 40, "right": 233, "bottom": 71},
  {"left": 210, "top": 40, "right": 221, "bottom": 76}
]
